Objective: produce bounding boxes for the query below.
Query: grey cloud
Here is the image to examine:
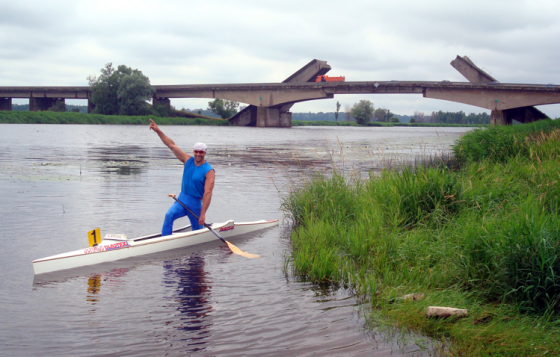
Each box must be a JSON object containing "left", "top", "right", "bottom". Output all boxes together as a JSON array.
[
  {"left": 0, "top": 3, "right": 53, "bottom": 29},
  {"left": 1, "top": 0, "right": 560, "bottom": 117}
]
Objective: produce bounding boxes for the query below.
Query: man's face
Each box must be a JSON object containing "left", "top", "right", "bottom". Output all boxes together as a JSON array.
[{"left": 193, "top": 150, "right": 206, "bottom": 163}]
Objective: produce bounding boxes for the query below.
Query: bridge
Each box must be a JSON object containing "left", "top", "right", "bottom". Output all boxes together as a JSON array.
[{"left": 1, "top": 57, "right": 558, "bottom": 127}]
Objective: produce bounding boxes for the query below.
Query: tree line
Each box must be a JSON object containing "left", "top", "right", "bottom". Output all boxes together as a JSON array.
[
  {"left": 12, "top": 103, "right": 86, "bottom": 113},
  {"left": 426, "top": 110, "right": 490, "bottom": 124},
  {"left": 332, "top": 99, "right": 491, "bottom": 125}
]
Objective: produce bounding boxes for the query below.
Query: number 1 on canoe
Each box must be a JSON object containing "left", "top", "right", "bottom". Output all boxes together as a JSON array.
[{"left": 88, "top": 228, "right": 101, "bottom": 247}]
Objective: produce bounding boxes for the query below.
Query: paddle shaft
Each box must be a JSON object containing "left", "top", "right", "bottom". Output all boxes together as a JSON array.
[{"left": 169, "top": 195, "right": 226, "bottom": 244}]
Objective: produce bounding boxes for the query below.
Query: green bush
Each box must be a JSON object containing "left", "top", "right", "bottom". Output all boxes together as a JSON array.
[
  {"left": 47, "top": 101, "right": 67, "bottom": 112},
  {"left": 350, "top": 100, "right": 374, "bottom": 125}
]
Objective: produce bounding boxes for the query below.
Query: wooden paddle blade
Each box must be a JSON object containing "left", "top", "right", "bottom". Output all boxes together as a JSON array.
[{"left": 225, "top": 241, "right": 260, "bottom": 259}]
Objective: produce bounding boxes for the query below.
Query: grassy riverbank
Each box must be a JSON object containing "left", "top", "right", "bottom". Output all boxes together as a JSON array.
[
  {"left": 0, "top": 111, "right": 228, "bottom": 125},
  {"left": 1, "top": 111, "right": 484, "bottom": 128},
  {"left": 282, "top": 119, "right": 560, "bottom": 356},
  {"left": 293, "top": 120, "right": 486, "bottom": 127}
]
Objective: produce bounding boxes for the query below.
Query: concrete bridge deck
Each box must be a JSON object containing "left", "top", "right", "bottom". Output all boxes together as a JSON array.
[
  {"left": 3, "top": 81, "right": 558, "bottom": 95},
  {"left": 1, "top": 57, "right": 559, "bottom": 126},
  {"left": 2, "top": 81, "right": 558, "bottom": 110},
  {"left": 2, "top": 81, "right": 559, "bottom": 99}
]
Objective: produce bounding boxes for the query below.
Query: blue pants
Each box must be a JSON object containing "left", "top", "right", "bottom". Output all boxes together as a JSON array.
[{"left": 162, "top": 192, "right": 203, "bottom": 236}]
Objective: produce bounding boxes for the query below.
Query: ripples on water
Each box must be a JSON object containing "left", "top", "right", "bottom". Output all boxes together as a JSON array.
[{"left": 0, "top": 124, "right": 469, "bottom": 356}]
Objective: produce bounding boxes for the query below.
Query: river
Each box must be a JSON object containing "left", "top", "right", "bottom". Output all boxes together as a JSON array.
[{"left": 0, "top": 124, "right": 470, "bottom": 356}]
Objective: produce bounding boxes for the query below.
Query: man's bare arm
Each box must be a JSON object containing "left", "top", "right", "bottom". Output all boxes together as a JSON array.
[
  {"left": 149, "top": 119, "right": 191, "bottom": 163},
  {"left": 199, "top": 169, "right": 215, "bottom": 225}
]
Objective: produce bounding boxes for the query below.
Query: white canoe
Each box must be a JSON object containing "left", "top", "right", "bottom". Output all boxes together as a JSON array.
[{"left": 33, "top": 219, "right": 278, "bottom": 275}]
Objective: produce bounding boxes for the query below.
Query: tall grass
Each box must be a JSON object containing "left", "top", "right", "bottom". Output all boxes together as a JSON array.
[
  {"left": 283, "top": 119, "right": 560, "bottom": 355},
  {"left": 453, "top": 119, "right": 560, "bottom": 163},
  {"left": 0, "top": 111, "right": 230, "bottom": 126}
]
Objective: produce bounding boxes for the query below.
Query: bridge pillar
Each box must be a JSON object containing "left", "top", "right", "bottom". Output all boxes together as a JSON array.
[
  {"left": 253, "top": 107, "right": 292, "bottom": 127},
  {"left": 265, "top": 108, "right": 280, "bottom": 127},
  {"left": 230, "top": 105, "right": 291, "bottom": 127},
  {"left": 280, "top": 111, "right": 292, "bottom": 127},
  {"left": 491, "top": 110, "right": 511, "bottom": 126},
  {"left": 88, "top": 99, "right": 95, "bottom": 113},
  {"left": 153, "top": 96, "right": 171, "bottom": 109},
  {"left": 0, "top": 98, "right": 12, "bottom": 111},
  {"left": 30, "top": 98, "right": 64, "bottom": 111},
  {"left": 255, "top": 107, "right": 267, "bottom": 127}
]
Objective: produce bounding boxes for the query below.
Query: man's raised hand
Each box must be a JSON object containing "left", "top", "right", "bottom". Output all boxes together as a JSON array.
[{"left": 149, "top": 119, "right": 160, "bottom": 132}]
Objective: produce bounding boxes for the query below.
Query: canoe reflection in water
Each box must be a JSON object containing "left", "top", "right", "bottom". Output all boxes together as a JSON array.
[
  {"left": 163, "top": 253, "right": 212, "bottom": 353},
  {"left": 85, "top": 268, "right": 131, "bottom": 309},
  {"left": 86, "top": 275, "right": 101, "bottom": 305}
]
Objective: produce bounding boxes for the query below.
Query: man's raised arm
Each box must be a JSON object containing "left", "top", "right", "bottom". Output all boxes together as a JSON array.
[{"left": 149, "top": 119, "right": 191, "bottom": 163}]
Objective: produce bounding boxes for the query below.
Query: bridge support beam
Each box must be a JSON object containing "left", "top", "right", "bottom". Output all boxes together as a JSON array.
[
  {"left": 230, "top": 106, "right": 255, "bottom": 126},
  {"left": 30, "top": 97, "right": 64, "bottom": 111},
  {"left": 503, "top": 106, "right": 548, "bottom": 124},
  {"left": 0, "top": 98, "right": 12, "bottom": 111}
]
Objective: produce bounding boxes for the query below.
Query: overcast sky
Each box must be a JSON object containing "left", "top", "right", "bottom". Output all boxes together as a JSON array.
[{"left": 2, "top": 0, "right": 560, "bottom": 116}]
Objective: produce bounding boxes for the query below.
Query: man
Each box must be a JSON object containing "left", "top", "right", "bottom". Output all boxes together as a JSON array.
[{"left": 149, "top": 119, "right": 215, "bottom": 235}]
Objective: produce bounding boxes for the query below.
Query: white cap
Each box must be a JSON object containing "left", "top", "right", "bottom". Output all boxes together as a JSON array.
[{"left": 193, "top": 142, "right": 207, "bottom": 152}]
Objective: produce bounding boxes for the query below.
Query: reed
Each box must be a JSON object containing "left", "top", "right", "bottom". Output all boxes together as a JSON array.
[{"left": 283, "top": 119, "right": 560, "bottom": 355}]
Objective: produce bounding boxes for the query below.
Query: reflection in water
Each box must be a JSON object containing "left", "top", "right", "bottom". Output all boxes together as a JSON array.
[
  {"left": 86, "top": 274, "right": 101, "bottom": 316},
  {"left": 112, "top": 165, "right": 142, "bottom": 176},
  {"left": 87, "top": 145, "right": 150, "bottom": 176},
  {"left": 163, "top": 253, "right": 213, "bottom": 354},
  {"left": 85, "top": 268, "right": 131, "bottom": 310},
  {"left": 86, "top": 274, "right": 101, "bottom": 303},
  {"left": 88, "top": 145, "right": 150, "bottom": 163}
]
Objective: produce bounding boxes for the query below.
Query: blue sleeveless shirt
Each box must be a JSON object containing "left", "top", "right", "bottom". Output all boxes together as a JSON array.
[{"left": 181, "top": 157, "right": 213, "bottom": 199}]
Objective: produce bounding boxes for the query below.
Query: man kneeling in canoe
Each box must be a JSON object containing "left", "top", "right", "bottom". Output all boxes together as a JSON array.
[{"left": 149, "top": 119, "right": 215, "bottom": 234}]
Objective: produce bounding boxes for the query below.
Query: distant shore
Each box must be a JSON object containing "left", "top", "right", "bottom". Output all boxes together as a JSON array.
[
  {"left": 0, "top": 111, "right": 486, "bottom": 127},
  {"left": 293, "top": 120, "right": 486, "bottom": 127}
]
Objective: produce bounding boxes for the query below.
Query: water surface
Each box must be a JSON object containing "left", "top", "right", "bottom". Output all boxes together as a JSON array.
[{"left": 0, "top": 124, "right": 469, "bottom": 356}]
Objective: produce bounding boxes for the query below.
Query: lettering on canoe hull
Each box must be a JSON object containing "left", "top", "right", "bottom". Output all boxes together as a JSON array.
[
  {"left": 219, "top": 226, "right": 234, "bottom": 232},
  {"left": 84, "top": 242, "right": 130, "bottom": 254}
]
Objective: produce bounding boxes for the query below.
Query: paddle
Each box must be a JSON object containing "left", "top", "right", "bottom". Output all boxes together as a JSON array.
[{"left": 168, "top": 194, "right": 260, "bottom": 259}]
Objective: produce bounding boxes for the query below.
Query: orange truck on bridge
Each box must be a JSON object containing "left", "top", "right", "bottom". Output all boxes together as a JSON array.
[{"left": 315, "top": 75, "right": 345, "bottom": 82}]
